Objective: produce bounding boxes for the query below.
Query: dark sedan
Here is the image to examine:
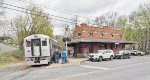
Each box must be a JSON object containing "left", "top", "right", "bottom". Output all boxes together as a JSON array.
[{"left": 114, "top": 50, "right": 131, "bottom": 59}]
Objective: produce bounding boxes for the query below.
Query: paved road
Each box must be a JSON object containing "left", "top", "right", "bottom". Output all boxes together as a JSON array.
[
  {"left": 0, "top": 43, "right": 17, "bottom": 53},
  {"left": 0, "top": 56, "right": 150, "bottom": 80}
]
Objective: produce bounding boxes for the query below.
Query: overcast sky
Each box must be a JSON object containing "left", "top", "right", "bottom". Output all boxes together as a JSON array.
[{"left": 3, "top": 0, "right": 150, "bottom": 35}]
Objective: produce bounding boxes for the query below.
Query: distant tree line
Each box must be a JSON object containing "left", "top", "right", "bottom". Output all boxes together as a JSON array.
[{"left": 92, "top": 3, "right": 150, "bottom": 51}]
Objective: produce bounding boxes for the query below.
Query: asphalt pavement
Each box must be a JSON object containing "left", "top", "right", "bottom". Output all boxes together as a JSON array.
[{"left": 0, "top": 56, "right": 150, "bottom": 80}]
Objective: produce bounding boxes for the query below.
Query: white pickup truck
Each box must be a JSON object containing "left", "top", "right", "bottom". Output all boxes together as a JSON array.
[{"left": 88, "top": 49, "right": 114, "bottom": 62}]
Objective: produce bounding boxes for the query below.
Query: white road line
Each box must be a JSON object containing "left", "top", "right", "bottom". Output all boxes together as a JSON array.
[
  {"left": 50, "top": 70, "right": 102, "bottom": 80},
  {"left": 115, "top": 61, "right": 150, "bottom": 69},
  {"left": 80, "top": 65, "right": 110, "bottom": 70}
]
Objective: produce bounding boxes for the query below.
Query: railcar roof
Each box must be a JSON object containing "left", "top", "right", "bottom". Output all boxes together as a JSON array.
[{"left": 25, "top": 34, "right": 49, "bottom": 39}]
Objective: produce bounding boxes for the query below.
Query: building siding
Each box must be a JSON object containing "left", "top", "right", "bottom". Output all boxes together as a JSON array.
[{"left": 69, "top": 24, "right": 128, "bottom": 58}]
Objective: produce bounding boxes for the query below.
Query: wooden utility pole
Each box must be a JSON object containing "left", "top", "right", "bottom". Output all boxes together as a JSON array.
[{"left": 64, "top": 24, "right": 69, "bottom": 51}]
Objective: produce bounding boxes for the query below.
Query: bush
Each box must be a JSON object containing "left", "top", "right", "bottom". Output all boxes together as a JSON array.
[
  {"left": 11, "top": 50, "right": 24, "bottom": 60},
  {"left": 0, "top": 50, "right": 24, "bottom": 66}
]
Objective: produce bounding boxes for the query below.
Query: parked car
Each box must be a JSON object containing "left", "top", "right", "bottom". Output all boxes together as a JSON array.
[
  {"left": 88, "top": 49, "right": 114, "bottom": 62},
  {"left": 131, "top": 50, "right": 145, "bottom": 56},
  {"left": 114, "top": 50, "right": 131, "bottom": 59}
]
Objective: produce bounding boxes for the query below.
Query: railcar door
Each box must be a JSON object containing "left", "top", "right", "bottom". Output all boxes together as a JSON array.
[{"left": 31, "top": 39, "right": 41, "bottom": 56}]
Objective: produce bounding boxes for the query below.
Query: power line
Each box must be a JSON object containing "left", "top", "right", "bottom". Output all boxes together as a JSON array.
[
  {"left": 3, "top": 3, "right": 76, "bottom": 22},
  {"left": 2, "top": 6, "right": 75, "bottom": 23},
  {"left": 3, "top": 2, "right": 86, "bottom": 24},
  {"left": 104, "top": 0, "right": 118, "bottom": 26},
  {"left": 20, "top": 0, "right": 92, "bottom": 26},
  {"left": 107, "top": 0, "right": 118, "bottom": 13},
  {"left": 18, "top": 0, "right": 90, "bottom": 19}
]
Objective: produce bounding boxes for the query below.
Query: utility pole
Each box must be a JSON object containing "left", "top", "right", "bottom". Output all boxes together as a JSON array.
[
  {"left": 73, "top": 15, "right": 78, "bottom": 27},
  {"left": 64, "top": 24, "right": 69, "bottom": 51},
  {"left": 86, "top": 18, "right": 90, "bottom": 26}
]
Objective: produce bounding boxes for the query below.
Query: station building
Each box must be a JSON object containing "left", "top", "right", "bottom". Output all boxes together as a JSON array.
[{"left": 68, "top": 24, "right": 134, "bottom": 58}]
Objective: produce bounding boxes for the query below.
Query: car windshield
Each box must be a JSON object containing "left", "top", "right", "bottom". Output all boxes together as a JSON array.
[
  {"left": 118, "top": 51, "right": 123, "bottom": 53},
  {"left": 132, "top": 50, "right": 138, "bottom": 52},
  {"left": 94, "top": 50, "right": 103, "bottom": 54},
  {"left": 94, "top": 51, "right": 98, "bottom": 54},
  {"left": 118, "top": 50, "right": 130, "bottom": 54}
]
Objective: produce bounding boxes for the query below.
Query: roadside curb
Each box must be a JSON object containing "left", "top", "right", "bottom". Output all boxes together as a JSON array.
[
  {"left": 79, "top": 59, "right": 88, "bottom": 65},
  {"left": 48, "top": 58, "right": 88, "bottom": 69},
  {"left": 0, "top": 58, "right": 88, "bottom": 73}
]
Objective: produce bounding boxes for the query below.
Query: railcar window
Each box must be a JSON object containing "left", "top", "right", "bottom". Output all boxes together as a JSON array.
[
  {"left": 33, "top": 40, "right": 40, "bottom": 46},
  {"left": 42, "top": 40, "right": 47, "bottom": 46},
  {"left": 26, "top": 41, "right": 31, "bottom": 47}
]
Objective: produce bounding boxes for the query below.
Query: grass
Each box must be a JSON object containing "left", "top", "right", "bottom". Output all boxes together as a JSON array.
[
  {"left": 9, "top": 44, "right": 18, "bottom": 48},
  {"left": 0, "top": 50, "right": 24, "bottom": 67},
  {"left": 145, "top": 53, "right": 150, "bottom": 56}
]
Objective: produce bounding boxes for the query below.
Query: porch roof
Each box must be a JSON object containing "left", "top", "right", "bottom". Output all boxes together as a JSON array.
[{"left": 67, "top": 38, "right": 136, "bottom": 44}]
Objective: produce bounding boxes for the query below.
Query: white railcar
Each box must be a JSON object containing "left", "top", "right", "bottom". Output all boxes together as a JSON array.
[{"left": 24, "top": 34, "right": 58, "bottom": 65}]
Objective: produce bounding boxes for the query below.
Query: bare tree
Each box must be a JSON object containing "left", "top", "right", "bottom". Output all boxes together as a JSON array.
[{"left": 9, "top": 5, "right": 54, "bottom": 49}]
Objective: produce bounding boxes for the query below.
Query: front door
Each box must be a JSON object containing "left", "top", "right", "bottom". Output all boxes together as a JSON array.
[
  {"left": 89, "top": 43, "right": 93, "bottom": 53},
  {"left": 31, "top": 39, "right": 41, "bottom": 56},
  {"left": 102, "top": 51, "right": 110, "bottom": 58}
]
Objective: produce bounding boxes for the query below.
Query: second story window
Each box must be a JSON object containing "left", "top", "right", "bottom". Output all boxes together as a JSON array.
[
  {"left": 120, "top": 35, "right": 122, "bottom": 38},
  {"left": 100, "top": 32, "right": 104, "bottom": 37},
  {"left": 89, "top": 32, "right": 93, "bottom": 37},
  {"left": 100, "top": 33, "right": 104, "bottom": 37},
  {"left": 78, "top": 33, "right": 81, "bottom": 36},
  {"left": 110, "top": 33, "right": 113, "bottom": 37}
]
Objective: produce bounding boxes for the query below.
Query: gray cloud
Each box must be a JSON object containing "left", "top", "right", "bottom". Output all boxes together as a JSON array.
[{"left": 4, "top": 0, "right": 150, "bottom": 35}]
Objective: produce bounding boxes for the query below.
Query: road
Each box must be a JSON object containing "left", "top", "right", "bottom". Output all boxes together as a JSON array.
[{"left": 0, "top": 56, "right": 150, "bottom": 80}]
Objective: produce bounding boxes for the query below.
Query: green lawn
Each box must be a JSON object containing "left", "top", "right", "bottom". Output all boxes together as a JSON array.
[
  {"left": 9, "top": 44, "right": 18, "bottom": 48},
  {"left": 0, "top": 50, "right": 24, "bottom": 66}
]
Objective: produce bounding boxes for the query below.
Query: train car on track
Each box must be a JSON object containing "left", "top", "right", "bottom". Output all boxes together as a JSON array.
[{"left": 24, "top": 34, "right": 59, "bottom": 65}]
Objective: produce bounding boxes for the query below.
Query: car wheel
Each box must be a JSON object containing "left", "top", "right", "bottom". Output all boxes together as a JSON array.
[
  {"left": 120, "top": 56, "right": 123, "bottom": 59},
  {"left": 99, "top": 56, "right": 102, "bottom": 62},
  {"left": 128, "top": 56, "right": 131, "bottom": 59},
  {"left": 140, "top": 53, "right": 144, "bottom": 56},
  {"left": 110, "top": 56, "right": 113, "bottom": 60},
  {"left": 93, "top": 59, "right": 97, "bottom": 62},
  {"left": 89, "top": 59, "right": 93, "bottom": 62}
]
